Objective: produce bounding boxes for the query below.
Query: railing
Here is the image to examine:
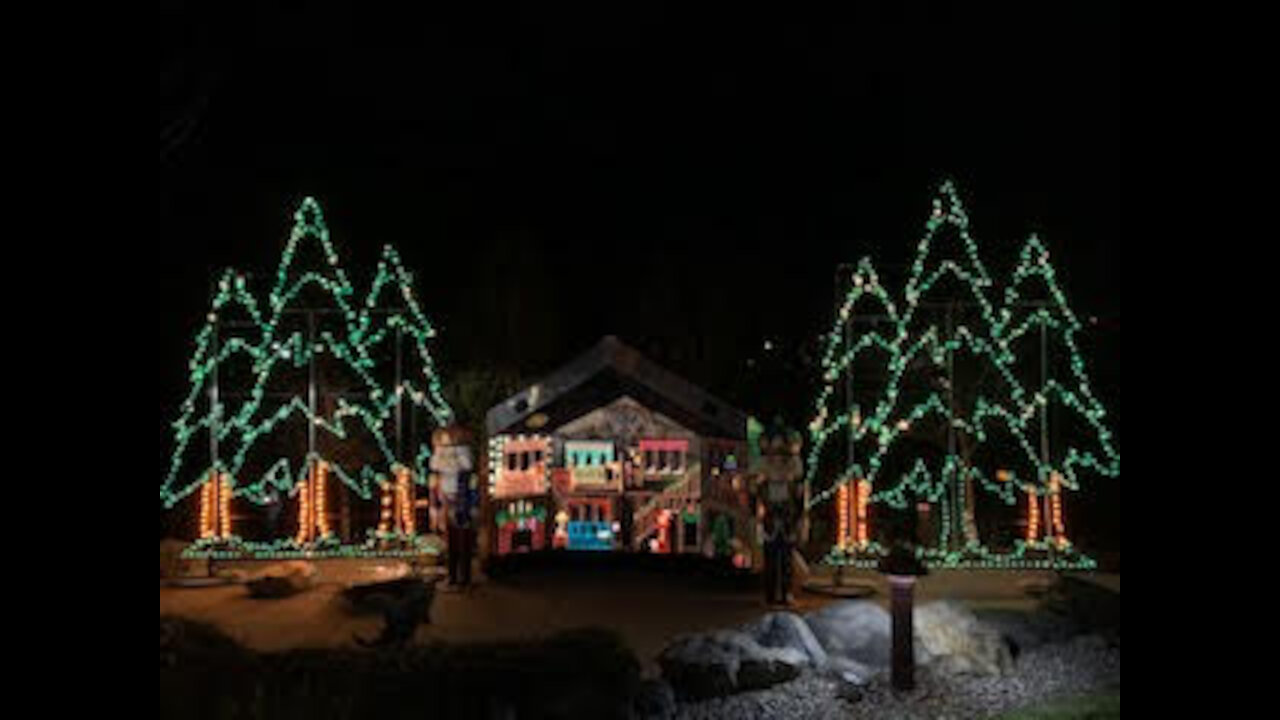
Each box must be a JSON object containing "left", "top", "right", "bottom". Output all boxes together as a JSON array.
[{"left": 631, "top": 474, "right": 697, "bottom": 549}]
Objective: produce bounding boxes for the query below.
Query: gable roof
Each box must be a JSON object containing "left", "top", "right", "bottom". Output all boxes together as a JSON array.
[{"left": 485, "top": 336, "right": 748, "bottom": 439}]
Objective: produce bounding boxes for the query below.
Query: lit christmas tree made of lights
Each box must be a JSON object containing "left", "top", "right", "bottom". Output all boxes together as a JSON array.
[
  {"left": 806, "top": 181, "right": 1118, "bottom": 570},
  {"left": 161, "top": 198, "right": 454, "bottom": 558}
]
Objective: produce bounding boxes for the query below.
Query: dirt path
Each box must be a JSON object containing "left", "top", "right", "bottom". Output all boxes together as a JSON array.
[{"left": 160, "top": 568, "right": 1117, "bottom": 674}]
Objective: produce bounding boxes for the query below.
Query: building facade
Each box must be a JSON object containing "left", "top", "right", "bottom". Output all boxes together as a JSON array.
[{"left": 484, "top": 337, "right": 756, "bottom": 562}]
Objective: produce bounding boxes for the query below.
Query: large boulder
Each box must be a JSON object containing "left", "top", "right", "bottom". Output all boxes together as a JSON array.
[
  {"left": 913, "top": 601, "right": 1014, "bottom": 677},
  {"left": 802, "top": 600, "right": 892, "bottom": 669},
  {"left": 245, "top": 561, "right": 317, "bottom": 598},
  {"left": 658, "top": 630, "right": 806, "bottom": 701},
  {"left": 741, "top": 611, "right": 828, "bottom": 667}
]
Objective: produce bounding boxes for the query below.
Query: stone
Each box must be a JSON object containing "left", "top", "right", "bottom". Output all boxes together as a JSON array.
[
  {"left": 835, "top": 675, "right": 864, "bottom": 703},
  {"left": 244, "top": 561, "right": 317, "bottom": 598},
  {"left": 913, "top": 601, "right": 1014, "bottom": 677},
  {"left": 658, "top": 630, "right": 806, "bottom": 701},
  {"left": 741, "top": 611, "right": 828, "bottom": 667},
  {"left": 823, "top": 655, "right": 874, "bottom": 686},
  {"left": 802, "top": 600, "right": 892, "bottom": 668},
  {"left": 632, "top": 678, "right": 676, "bottom": 719}
]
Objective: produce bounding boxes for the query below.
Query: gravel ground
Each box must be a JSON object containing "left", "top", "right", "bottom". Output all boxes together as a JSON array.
[{"left": 673, "top": 634, "right": 1120, "bottom": 720}]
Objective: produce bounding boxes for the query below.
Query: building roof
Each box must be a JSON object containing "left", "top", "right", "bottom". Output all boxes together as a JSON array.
[{"left": 485, "top": 336, "right": 749, "bottom": 440}]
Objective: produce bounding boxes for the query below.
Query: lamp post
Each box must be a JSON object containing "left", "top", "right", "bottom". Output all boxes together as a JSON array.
[{"left": 878, "top": 544, "right": 928, "bottom": 692}]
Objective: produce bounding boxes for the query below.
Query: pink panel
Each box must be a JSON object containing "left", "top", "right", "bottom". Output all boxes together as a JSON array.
[{"left": 638, "top": 438, "right": 690, "bottom": 452}]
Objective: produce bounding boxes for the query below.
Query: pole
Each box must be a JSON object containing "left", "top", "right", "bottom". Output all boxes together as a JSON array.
[
  {"left": 209, "top": 315, "right": 219, "bottom": 482},
  {"left": 307, "top": 310, "right": 317, "bottom": 540},
  {"left": 945, "top": 301, "right": 958, "bottom": 550},
  {"left": 1040, "top": 320, "right": 1054, "bottom": 564},
  {"left": 835, "top": 265, "right": 850, "bottom": 586},
  {"left": 845, "top": 273, "right": 856, "bottom": 559},
  {"left": 889, "top": 575, "right": 917, "bottom": 691},
  {"left": 395, "top": 326, "right": 404, "bottom": 461}
]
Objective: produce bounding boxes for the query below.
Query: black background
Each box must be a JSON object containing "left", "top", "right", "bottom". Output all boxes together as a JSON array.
[{"left": 161, "top": 8, "right": 1120, "bottom": 554}]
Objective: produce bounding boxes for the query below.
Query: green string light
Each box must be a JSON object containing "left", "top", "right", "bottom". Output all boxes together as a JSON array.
[
  {"left": 161, "top": 198, "right": 455, "bottom": 544},
  {"left": 806, "top": 180, "right": 1119, "bottom": 568}
]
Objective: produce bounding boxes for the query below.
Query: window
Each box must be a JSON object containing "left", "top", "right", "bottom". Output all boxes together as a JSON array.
[
  {"left": 534, "top": 450, "right": 543, "bottom": 464},
  {"left": 645, "top": 450, "right": 655, "bottom": 472},
  {"left": 520, "top": 451, "right": 530, "bottom": 471},
  {"left": 507, "top": 453, "right": 517, "bottom": 471}
]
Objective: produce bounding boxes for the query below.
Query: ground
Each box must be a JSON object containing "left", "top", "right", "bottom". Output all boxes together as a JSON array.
[{"left": 159, "top": 558, "right": 1118, "bottom": 676}]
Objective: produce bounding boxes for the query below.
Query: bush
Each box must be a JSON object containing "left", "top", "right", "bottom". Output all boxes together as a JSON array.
[{"left": 159, "top": 617, "right": 641, "bottom": 719}]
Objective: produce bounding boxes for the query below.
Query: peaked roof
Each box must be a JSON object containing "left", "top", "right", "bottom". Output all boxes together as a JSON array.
[{"left": 485, "top": 336, "right": 749, "bottom": 439}]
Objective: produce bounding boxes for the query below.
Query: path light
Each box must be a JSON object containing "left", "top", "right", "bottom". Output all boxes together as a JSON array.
[{"left": 878, "top": 543, "right": 928, "bottom": 692}]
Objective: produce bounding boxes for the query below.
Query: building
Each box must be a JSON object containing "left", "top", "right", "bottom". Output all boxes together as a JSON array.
[{"left": 484, "top": 336, "right": 757, "bottom": 561}]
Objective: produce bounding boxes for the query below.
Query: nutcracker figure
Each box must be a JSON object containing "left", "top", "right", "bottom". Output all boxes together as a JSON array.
[{"left": 430, "top": 425, "right": 478, "bottom": 588}]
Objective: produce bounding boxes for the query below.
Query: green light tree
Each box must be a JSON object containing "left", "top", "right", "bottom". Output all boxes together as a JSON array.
[
  {"left": 161, "top": 198, "right": 454, "bottom": 558},
  {"left": 806, "top": 181, "right": 1118, "bottom": 569}
]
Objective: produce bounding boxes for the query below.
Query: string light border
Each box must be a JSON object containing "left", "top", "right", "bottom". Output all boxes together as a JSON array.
[
  {"left": 163, "top": 197, "right": 455, "bottom": 558},
  {"left": 805, "top": 180, "right": 1119, "bottom": 568}
]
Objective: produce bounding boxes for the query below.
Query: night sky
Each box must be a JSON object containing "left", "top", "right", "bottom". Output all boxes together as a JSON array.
[{"left": 162, "top": 12, "right": 1118, "bottom": 541}]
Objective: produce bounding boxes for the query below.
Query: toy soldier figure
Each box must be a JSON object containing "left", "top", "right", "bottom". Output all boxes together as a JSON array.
[
  {"left": 430, "top": 425, "right": 477, "bottom": 589},
  {"left": 753, "top": 417, "right": 804, "bottom": 606},
  {"left": 448, "top": 473, "right": 478, "bottom": 586}
]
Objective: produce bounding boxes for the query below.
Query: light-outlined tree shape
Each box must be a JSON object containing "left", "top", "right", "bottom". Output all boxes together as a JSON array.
[
  {"left": 989, "top": 234, "right": 1120, "bottom": 547},
  {"left": 806, "top": 180, "right": 1115, "bottom": 568},
  {"left": 161, "top": 197, "right": 454, "bottom": 554}
]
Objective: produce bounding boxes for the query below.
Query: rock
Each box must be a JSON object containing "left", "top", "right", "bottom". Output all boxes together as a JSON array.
[
  {"left": 802, "top": 600, "right": 892, "bottom": 668},
  {"left": 343, "top": 576, "right": 435, "bottom": 617},
  {"left": 823, "top": 654, "right": 874, "bottom": 686},
  {"left": 658, "top": 630, "right": 806, "bottom": 701},
  {"left": 244, "top": 561, "right": 317, "bottom": 598},
  {"left": 835, "top": 675, "right": 864, "bottom": 703},
  {"left": 913, "top": 601, "right": 1014, "bottom": 677},
  {"left": 632, "top": 678, "right": 676, "bottom": 719},
  {"left": 741, "top": 611, "right": 828, "bottom": 667}
]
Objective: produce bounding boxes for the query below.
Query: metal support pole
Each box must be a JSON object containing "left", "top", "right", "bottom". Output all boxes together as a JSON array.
[
  {"left": 945, "top": 301, "right": 959, "bottom": 549},
  {"left": 1040, "top": 320, "right": 1054, "bottom": 564},
  {"left": 209, "top": 315, "right": 220, "bottom": 486},
  {"left": 307, "top": 310, "right": 317, "bottom": 540},
  {"left": 395, "top": 326, "right": 404, "bottom": 462},
  {"left": 845, "top": 275, "right": 856, "bottom": 555}
]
